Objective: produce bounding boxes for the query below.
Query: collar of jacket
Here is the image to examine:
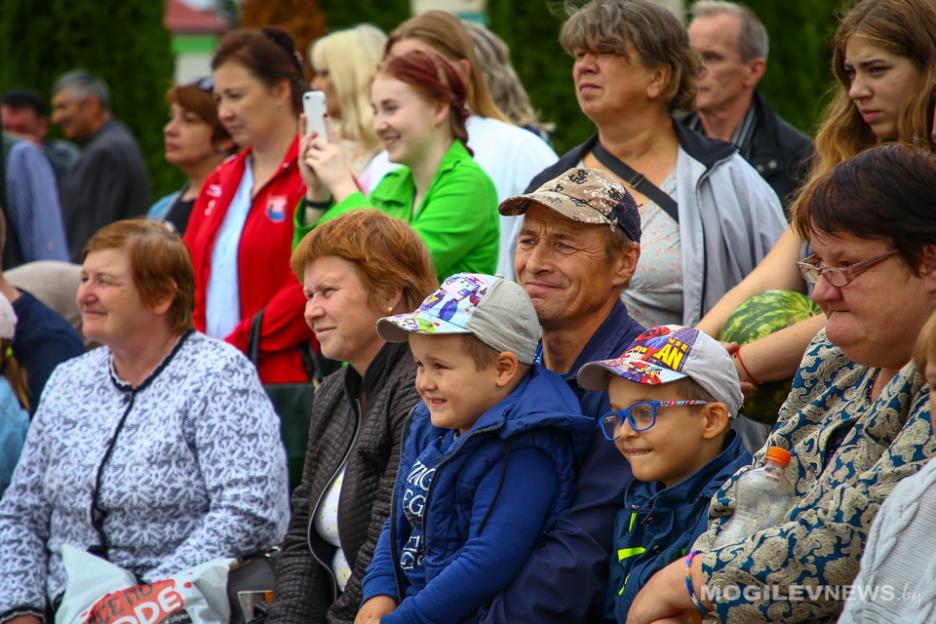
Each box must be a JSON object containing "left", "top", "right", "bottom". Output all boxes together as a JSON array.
[
  {"left": 563, "top": 299, "right": 644, "bottom": 384},
  {"left": 342, "top": 341, "right": 412, "bottom": 402},
  {"left": 454, "top": 365, "right": 593, "bottom": 441},
  {"left": 369, "top": 139, "right": 471, "bottom": 210},
  {"left": 543, "top": 119, "right": 737, "bottom": 186},
  {"left": 218, "top": 134, "right": 300, "bottom": 190},
  {"left": 624, "top": 430, "right": 750, "bottom": 510}
]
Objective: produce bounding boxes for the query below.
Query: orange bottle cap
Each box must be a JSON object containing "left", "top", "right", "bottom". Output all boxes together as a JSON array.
[{"left": 765, "top": 446, "right": 792, "bottom": 466}]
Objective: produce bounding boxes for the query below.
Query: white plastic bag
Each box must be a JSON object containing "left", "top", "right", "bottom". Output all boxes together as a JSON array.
[{"left": 56, "top": 545, "right": 235, "bottom": 624}]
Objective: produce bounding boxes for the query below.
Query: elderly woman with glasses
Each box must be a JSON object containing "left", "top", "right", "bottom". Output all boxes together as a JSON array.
[{"left": 628, "top": 144, "right": 936, "bottom": 624}]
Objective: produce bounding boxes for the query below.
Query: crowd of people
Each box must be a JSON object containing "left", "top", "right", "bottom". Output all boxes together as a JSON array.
[{"left": 0, "top": 0, "right": 934, "bottom": 622}]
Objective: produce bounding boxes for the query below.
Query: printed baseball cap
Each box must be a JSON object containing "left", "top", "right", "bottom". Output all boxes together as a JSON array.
[
  {"left": 498, "top": 167, "right": 641, "bottom": 243},
  {"left": 376, "top": 273, "right": 541, "bottom": 364},
  {"left": 577, "top": 325, "right": 743, "bottom": 417}
]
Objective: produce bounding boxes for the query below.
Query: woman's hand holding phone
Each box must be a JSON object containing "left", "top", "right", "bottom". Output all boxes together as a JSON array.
[{"left": 298, "top": 112, "right": 356, "bottom": 203}]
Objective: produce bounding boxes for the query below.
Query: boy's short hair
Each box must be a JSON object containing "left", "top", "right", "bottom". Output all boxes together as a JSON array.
[
  {"left": 578, "top": 325, "right": 743, "bottom": 418},
  {"left": 670, "top": 377, "right": 719, "bottom": 407},
  {"left": 376, "top": 273, "right": 542, "bottom": 365},
  {"left": 913, "top": 308, "right": 936, "bottom": 371},
  {"left": 461, "top": 333, "right": 500, "bottom": 370}
]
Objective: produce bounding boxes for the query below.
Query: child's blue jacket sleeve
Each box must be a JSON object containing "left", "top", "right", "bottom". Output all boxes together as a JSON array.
[
  {"left": 382, "top": 448, "right": 559, "bottom": 624},
  {"left": 361, "top": 518, "right": 398, "bottom": 604}
]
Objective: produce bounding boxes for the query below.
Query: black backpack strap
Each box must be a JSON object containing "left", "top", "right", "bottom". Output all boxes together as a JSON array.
[
  {"left": 248, "top": 307, "right": 321, "bottom": 382},
  {"left": 591, "top": 141, "right": 679, "bottom": 224}
]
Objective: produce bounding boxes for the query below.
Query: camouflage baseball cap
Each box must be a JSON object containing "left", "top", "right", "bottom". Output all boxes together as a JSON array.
[{"left": 499, "top": 168, "right": 641, "bottom": 243}]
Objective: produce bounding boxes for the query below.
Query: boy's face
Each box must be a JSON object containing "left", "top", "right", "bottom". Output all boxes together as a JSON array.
[
  {"left": 409, "top": 333, "right": 502, "bottom": 434},
  {"left": 607, "top": 376, "right": 716, "bottom": 487}
]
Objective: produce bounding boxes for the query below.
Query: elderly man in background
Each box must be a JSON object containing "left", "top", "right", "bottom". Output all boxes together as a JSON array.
[
  {"left": 481, "top": 168, "right": 645, "bottom": 623},
  {"left": 52, "top": 70, "right": 150, "bottom": 259},
  {"left": 684, "top": 0, "right": 813, "bottom": 208}
]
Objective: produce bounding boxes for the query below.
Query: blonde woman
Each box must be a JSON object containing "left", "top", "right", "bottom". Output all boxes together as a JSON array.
[{"left": 310, "top": 24, "right": 395, "bottom": 193}]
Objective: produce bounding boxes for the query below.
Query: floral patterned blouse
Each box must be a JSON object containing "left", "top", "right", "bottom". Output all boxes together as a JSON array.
[
  {"left": 693, "top": 329, "right": 932, "bottom": 623},
  {"left": 0, "top": 332, "right": 290, "bottom": 619}
]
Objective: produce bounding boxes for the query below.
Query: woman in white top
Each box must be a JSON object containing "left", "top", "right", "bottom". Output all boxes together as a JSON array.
[
  {"left": 309, "top": 24, "right": 396, "bottom": 194},
  {"left": 383, "top": 10, "right": 559, "bottom": 278}
]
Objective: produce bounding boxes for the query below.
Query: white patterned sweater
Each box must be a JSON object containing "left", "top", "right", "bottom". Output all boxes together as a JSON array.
[
  {"left": 0, "top": 331, "right": 290, "bottom": 617},
  {"left": 838, "top": 452, "right": 936, "bottom": 624}
]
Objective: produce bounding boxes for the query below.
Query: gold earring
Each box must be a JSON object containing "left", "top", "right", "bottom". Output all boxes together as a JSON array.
[{"left": 386, "top": 306, "right": 393, "bottom": 314}]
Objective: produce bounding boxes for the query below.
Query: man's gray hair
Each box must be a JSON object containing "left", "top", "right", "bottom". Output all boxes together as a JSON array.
[
  {"left": 53, "top": 69, "right": 111, "bottom": 109},
  {"left": 690, "top": 1, "right": 768, "bottom": 62}
]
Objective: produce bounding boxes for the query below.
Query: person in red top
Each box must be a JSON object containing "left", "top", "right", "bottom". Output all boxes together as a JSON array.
[{"left": 185, "top": 27, "right": 312, "bottom": 383}]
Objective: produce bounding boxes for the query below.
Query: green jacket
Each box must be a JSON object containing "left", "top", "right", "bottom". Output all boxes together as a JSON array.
[{"left": 294, "top": 140, "right": 499, "bottom": 280}]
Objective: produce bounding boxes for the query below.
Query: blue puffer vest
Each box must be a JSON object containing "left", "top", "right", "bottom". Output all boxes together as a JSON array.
[{"left": 386, "top": 364, "right": 593, "bottom": 602}]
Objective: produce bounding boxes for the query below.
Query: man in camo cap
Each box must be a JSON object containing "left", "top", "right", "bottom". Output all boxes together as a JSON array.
[{"left": 483, "top": 167, "right": 646, "bottom": 623}]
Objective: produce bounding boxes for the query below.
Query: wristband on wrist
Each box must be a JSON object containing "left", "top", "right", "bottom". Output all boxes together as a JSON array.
[
  {"left": 302, "top": 196, "right": 332, "bottom": 209},
  {"left": 684, "top": 550, "right": 710, "bottom": 616},
  {"left": 734, "top": 347, "right": 760, "bottom": 385}
]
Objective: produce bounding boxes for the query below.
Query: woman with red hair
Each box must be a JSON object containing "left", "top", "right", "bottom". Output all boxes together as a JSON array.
[{"left": 297, "top": 49, "right": 498, "bottom": 280}]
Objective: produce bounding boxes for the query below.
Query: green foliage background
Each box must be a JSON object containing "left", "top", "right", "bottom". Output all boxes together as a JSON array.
[
  {"left": 326, "top": 0, "right": 846, "bottom": 156},
  {"left": 0, "top": 0, "right": 179, "bottom": 197},
  {"left": 0, "top": 0, "right": 847, "bottom": 198}
]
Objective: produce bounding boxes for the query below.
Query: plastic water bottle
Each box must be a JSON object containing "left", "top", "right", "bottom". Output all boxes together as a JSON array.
[{"left": 712, "top": 446, "right": 795, "bottom": 549}]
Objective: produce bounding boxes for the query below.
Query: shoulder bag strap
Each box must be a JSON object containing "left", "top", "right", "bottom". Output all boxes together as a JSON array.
[
  {"left": 248, "top": 307, "right": 319, "bottom": 382},
  {"left": 591, "top": 141, "right": 679, "bottom": 224},
  {"left": 248, "top": 309, "right": 263, "bottom": 366}
]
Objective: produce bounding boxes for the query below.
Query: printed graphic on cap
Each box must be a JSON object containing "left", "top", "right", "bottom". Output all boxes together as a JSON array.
[
  {"left": 417, "top": 274, "right": 490, "bottom": 326},
  {"left": 624, "top": 327, "right": 698, "bottom": 373}
]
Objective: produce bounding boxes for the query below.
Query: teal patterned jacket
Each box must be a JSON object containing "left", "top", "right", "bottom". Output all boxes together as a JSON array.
[{"left": 693, "top": 330, "right": 932, "bottom": 623}]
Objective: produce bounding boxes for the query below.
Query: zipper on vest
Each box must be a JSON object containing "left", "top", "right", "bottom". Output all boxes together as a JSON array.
[
  {"left": 306, "top": 398, "right": 363, "bottom": 603},
  {"left": 388, "top": 407, "right": 417, "bottom": 602},
  {"left": 418, "top": 423, "right": 505, "bottom": 567}
]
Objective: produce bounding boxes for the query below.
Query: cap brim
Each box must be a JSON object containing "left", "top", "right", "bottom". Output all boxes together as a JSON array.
[
  {"left": 498, "top": 191, "right": 609, "bottom": 227},
  {"left": 376, "top": 310, "right": 471, "bottom": 343},
  {"left": 576, "top": 357, "right": 688, "bottom": 391}
]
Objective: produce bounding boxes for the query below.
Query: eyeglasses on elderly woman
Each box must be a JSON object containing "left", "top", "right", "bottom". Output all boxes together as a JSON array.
[{"left": 796, "top": 250, "right": 900, "bottom": 288}]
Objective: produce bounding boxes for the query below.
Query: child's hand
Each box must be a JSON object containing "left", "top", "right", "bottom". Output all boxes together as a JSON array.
[{"left": 355, "top": 596, "right": 396, "bottom": 624}]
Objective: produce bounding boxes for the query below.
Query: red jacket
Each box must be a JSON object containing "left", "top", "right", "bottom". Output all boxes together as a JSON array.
[{"left": 184, "top": 137, "right": 313, "bottom": 383}]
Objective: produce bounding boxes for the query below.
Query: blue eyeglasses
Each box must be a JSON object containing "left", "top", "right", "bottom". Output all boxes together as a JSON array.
[{"left": 598, "top": 400, "right": 708, "bottom": 440}]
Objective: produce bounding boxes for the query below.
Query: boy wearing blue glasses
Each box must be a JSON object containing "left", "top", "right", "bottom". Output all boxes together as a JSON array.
[{"left": 576, "top": 325, "right": 752, "bottom": 623}]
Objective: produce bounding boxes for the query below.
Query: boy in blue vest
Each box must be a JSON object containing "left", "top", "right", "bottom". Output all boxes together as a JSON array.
[
  {"left": 357, "top": 273, "right": 592, "bottom": 624},
  {"left": 576, "top": 325, "right": 752, "bottom": 623}
]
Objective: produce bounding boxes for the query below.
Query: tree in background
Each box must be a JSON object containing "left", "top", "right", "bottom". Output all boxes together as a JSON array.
[
  {"left": 0, "top": 0, "right": 179, "bottom": 196},
  {"left": 240, "top": 0, "right": 326, "bottom": 72},
  {"left": 743, "top": 0, "right": 845, "bottom": 135},
  {"left": 317, "top": 0, "right": 410, "bottom": 38}
]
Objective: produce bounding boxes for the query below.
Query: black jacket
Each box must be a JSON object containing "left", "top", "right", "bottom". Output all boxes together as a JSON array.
[
  {"left": 682, "top": 91, "right": 814, "bottom": 210},
  {"left": 268, "top": 342, "right": 420, "bottom": 624}
]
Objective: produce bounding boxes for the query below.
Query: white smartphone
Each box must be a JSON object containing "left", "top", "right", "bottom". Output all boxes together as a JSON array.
[{"left": 302, "top": 91, "right": 328, "bottom": 141}]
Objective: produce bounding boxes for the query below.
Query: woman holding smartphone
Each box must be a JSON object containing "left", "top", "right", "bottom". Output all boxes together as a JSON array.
[
  {"left": 297, "top": 49, "right": 499, "bottom": 280},
  {"left": 184, "top": 26, "right": 314, "bottom": 383}
]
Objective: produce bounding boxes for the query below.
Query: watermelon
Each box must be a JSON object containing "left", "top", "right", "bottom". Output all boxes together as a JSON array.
[{"left": 719, "top": 290, "right": 822, "bottom": 424}]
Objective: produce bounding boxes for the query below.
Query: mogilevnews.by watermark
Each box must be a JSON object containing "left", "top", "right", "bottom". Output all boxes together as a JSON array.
[{"left": 701, "top": 583, "right": 922, "bottom": 604}]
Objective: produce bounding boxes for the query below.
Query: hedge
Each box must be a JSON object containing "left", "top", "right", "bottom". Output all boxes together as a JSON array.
[{"left": 0, "top": 0, "right": 179, "bottom": 197}]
